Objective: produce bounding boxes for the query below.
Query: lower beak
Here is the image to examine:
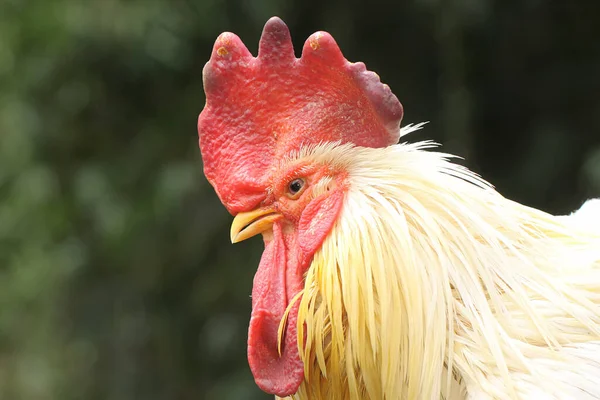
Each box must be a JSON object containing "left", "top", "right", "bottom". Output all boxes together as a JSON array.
[{"left": 230, "top": 207, "right": 282, "bottom": 243}]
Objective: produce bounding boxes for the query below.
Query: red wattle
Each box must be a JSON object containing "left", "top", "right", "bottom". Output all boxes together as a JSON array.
[
  {"left": 247, "top": 223, "right": 304, "bottom": 397},
  {"left": 247, "top": 190, "right": 346, "bottom": 397}
]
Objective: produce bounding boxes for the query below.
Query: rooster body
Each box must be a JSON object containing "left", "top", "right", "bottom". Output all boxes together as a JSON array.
[{"left": 197, "top": 18, "right": 600, "bottom": 400}]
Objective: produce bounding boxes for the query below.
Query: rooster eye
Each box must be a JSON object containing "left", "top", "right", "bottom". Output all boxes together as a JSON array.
[{"left": 287, "top": 178, "right": 305, "bottom": 198}]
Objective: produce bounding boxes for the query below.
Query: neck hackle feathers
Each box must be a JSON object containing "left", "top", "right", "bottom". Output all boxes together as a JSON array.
[{"left": 197, "top": 17, "right": 403, "bottom": 214}]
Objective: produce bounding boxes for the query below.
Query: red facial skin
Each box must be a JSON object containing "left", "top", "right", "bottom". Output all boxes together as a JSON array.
[{"left": 247, "top": 162, "right": 346, "bottom": 397}]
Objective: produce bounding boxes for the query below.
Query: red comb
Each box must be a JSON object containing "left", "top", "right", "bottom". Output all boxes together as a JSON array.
[{"left": 198, "top": 17, "right": 403, "bottom": 213}]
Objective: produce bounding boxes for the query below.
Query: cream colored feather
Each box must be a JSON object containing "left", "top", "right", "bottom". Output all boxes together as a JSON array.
[{"left": 277, "top": 126, "right": 600, "bottom": 400}]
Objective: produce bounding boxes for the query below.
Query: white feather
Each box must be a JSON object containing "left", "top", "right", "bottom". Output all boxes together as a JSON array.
[
  {"left": 280, "top": 140, "right": 600, "bottom": 400},
  {"left": 562, "top": 199, "right": 600, "bottom": 232}
]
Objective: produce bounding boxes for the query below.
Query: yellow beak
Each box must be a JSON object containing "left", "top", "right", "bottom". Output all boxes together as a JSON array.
[{"left": 230, "top": 207, "right": 282, "bottom": 243}]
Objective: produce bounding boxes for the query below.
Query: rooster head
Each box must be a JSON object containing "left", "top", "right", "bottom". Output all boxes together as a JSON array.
[{"left": 197, "top": 17, "right": 403, "bottom": 397}]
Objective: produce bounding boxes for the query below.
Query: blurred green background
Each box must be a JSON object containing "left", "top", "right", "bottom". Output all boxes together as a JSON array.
[{"left": 1, "top": 0, "right": 599, "bottom": 399}]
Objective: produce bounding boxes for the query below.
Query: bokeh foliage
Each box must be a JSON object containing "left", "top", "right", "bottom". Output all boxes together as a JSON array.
[{"left": 0, "top": 0, "right": 598, "bottom": 399}]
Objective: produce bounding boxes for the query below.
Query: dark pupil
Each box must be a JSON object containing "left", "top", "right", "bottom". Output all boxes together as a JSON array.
[{"left": 289, "top": 179, "right": 303, "bottom": 194}]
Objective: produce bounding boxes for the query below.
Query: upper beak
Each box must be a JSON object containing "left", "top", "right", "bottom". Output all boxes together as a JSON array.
[{"left": 230, "top": 207, "right": 282, "bottom": 243}]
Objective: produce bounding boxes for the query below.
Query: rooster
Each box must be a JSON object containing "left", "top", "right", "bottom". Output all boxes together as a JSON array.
[{"left": 197, "top": 17, "right": 600, "bottom": 400}]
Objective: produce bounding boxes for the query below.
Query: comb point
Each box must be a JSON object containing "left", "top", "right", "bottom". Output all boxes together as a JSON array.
[
  {"left": 349, "top": 62, "right": 403, "bottom": 136},
  {"left": 301, "top": 31, "right": 345, "bottom": 67},
  {"left": 204, "top": 32, "right": 253, "bottom": 102},
  {"left": 258, "top": 16, "right": 295, "bottom": 63},
  {"left": 210, "top": 32, "right": 252, "bottom": 64}
]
